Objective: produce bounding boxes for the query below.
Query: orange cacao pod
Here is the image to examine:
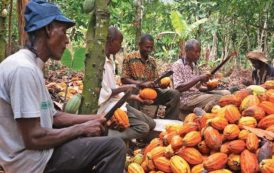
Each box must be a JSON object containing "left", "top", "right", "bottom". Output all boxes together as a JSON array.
[
  {"left": 139, "top": 88, "right": 157, "bottom": 100},
  {"left": 170, "top": 135, "right": 183, "bottom": 150},
  {"left": 238, "top": 130, "right": 250, "bottom": 140},
  {"left": 160, "top": 77, "right": 171, "bottom": 87},
  {"left": 207, "top": 116, "right": 228, "bottom": 131},
  {"left": 234, "top": 89, "right": 251, "bottom": 102},
  {"left": 182, "top": 131, "right": 202, "bottom": 147},
  {"left": 163, "top": 131, "right": 177, "bottom": 146},
  {"left": 224, "top": 105, "right": 241, "bottom": 124},
  {"left": 220, "top": 142, "right": 230, "bottom": 154},
  {"left": 219, "top": 95, "right": 241, "bottom": 107},
  {"left": 240, "top": 149, "right": 259, "bottom": 173},
  {"left": 258, "top": 114, "right": 274, "bottom": 129},
  {"left": 203, "top": 126, "right": 222, "bottom": 150},
  {"left": 128, "top": 163, "right": 145, "bottom": 173},
  {"left": 259, "top": 101, "right": 274, "bottom": 115},
  {"left": 209, "top": 169, "right": 232, "bottom": 173},
  {"left": 227, "top": 140, "right": 246, "bottom": 154},
  {"left": 227, "top": 154, "right": 241, "bottom": 171},
  {"left": 177, "top": 147, "right": 203, "bottom": 165},
  {"left": 266, "top": 89, "right": 274, "bottom": 103},
  {"left": 203, "top": 153, "right": 228, "bottom": 171},
  {"left": 197, "top": 140, "right": 210, "bottom": 155},
  {"left": 264, "top": 80, "right": 274, "bottom": 89},
  {"left": 259, "top": 159, "right": 274, "bottom": 173},
  {"left": 238, "top": 116, "right": 257, "bottom": 129},
  {"left": 246, "top": 133, "right": 259, "bottom": 152},
  {"left": 150, "top": 146, "right": 166, "bottom": 160},
  {"left": 242, "top": 105, "right": 266, "bottom": 121},
  {"left": 240, "top": 95, "right": 260, "bottom": 111},
  {"left": 113, "top": 108, "right": 130, "bottom": 128},
  {"left": 170, "top": 155, "right": 190, "bottom": 173},
  {"left": 223, "top": 124, "right": 240, "bottom": 140},
  {"left": 153, "top": 156, "right": 172, "bottom": 173},
  {"left": 177, "top": 122, "right": 198, "bottom": 136},
  {"left": 142, "top": 153, "right": 155, "bottom": 172},
  {"left": 164, "top": 144, "right": 174, "bottom": 159},
  {"left": 184, "top": 113, "right": 197, "bottom": 124},
  {"left": 143, "top": 138, "right": 163, "bottom": 156},
  {"left": 191, "top": 164, "right": 205, "bottom": 173}
]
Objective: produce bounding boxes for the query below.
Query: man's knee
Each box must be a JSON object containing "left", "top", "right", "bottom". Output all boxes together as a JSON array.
[{"left": 104, "top": 137, "right": 127, "bottom": 156}]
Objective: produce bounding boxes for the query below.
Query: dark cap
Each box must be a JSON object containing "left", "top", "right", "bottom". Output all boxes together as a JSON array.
[{"left": 24, "top": 0, "right": 75, "bottom": 33}]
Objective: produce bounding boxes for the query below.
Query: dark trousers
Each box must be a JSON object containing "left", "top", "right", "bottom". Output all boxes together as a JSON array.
[
  {"left": 128, "top": 88, "right": 181, "bottom": 120},
  {"left": 44, "top": 136, "right": 126, "bottom": 173}
]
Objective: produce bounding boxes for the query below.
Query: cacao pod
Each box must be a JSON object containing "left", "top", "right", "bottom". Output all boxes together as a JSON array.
[
  {"left": 170, "top": 135, "right": 183, "bottom": 150},
  {"left": 240, "top": 149, "right": 259, "bottom": 173},
  {"left": 259, "top": 159, "right": 274, "bottom": 173},
  {"left": 242, "top": 105, "right": 266, "bottom": 121},
  {"left": 259, "top": 101, "right": 274, "bottom": 115},
  {"left": 224, "top": 105, "right": 241, "bottom": 124},
  {"left": 139, "top": 88, "right": 157, "bottom": 100},
  {"left": 238, "top": 130, "right": 250, "bottom": 141},
  {"left": 128, "top": 163, "right": 145, "bottom": 173},
  {"left": 197, "top": 140, "right": 210, "bottom": 155},
  {"left": 182, "top": 131, "right": 202, "bottom": 147},
  {"left": 64, "top": 94, "right": 82, "bottom": 114},
  {"left": 238, "top": 116, "right": 257, "bottom": 129},
  {"left": 227, "top": 154, "right": 241, "bottom": 171},
  {"left": 191, "top": 164, "right": 205, "bottom": 173},
  {"left": 246, "top": 133, "right": 259, "bottom": 152},
  {"left": 203, "top": 153, "right": 228, "bottom": 171},
  {"left": 160, "top": 77, "right": 171, "bottom": 88},
  {"left": 153, "top": 156, "right": 172, "bottom": 173},
  {"left": 176, "top": 147, "right": 203, "bottom": 165},
  {"left": 240, "top": 95, "right": 260, "bottom": 111},
  {"left": 227, "top": 140, "right": 246, "bottom": 154},
  {"left": 207, "top": 116, "right": 228, "bottom": 131},
  {"left": 223, "top": 124, "right": 240, "bottom": 140},
  {"left": 219, "top": 95, "right": 241, "bottom": 107},
  {"left": 203, "top": 126, "right": 222, "bottom": 150},
  {"left": 258, "top": 114, "right": 274, "bottom": 129},
  {"left": 112, "top": 108, "right": 130, "bottom": 128},
  {"left": 170, "top": 155, "right": 190, "bottom": 173}
]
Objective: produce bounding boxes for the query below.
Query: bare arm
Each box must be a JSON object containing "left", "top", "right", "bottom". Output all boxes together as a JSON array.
[
  {"left": 53, "top": 111, "right": 103, "bottom": 128},
  {"left": 176, "top": 74, "right": 210, "bottom": 92},
  {"left": 110, "top": 84, "right": 137, "bottom": 97},
  {"left": 17, "top": 117, "right": 105, "bottom": 150},
  {"left": 121, "top": 77, "right": 155, "bottom": 88}
]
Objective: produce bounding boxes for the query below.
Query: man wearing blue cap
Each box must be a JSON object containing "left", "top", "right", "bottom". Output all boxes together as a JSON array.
[{"left": 0, "top": 1, "right": 126, "bottom": 173}]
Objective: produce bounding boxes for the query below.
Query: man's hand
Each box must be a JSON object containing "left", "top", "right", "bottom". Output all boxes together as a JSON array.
[
  {"left": 130, "top": 94, "right": 154, "bottom": 105},
  {"left": 199, "top": 73, "right": 211, "bottom": 83},
  {"left": 106, "top": 120, "right": 126, "bottom": 131},
  {"left": 81, "top": 117, "right": 106, "bottom": 137}
]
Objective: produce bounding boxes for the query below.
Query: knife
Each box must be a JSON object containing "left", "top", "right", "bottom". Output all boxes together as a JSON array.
[
  {"left": 104, "top": 88, "right": 132, "bottom": 121},
  {"left": 210, "top": 52, "right": 237, "bottom": 75},
  {"left": 153, "top": 70, "right": 174, "bottom": 85}
]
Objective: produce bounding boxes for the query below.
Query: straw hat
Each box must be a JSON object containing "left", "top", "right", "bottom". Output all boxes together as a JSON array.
[{"left": 246, "top": 50, "right": 268, "bottom": 63}]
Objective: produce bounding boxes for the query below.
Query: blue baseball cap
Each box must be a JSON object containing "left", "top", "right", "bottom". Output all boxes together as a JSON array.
[{"left": 24, "top": 0, "right": 75, "bottom": 33}]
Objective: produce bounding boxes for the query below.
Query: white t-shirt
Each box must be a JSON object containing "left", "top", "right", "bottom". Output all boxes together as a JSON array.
[
  {"left": 97, "top": 56, "right": 127, "bottom": 114},
  {"left": 0, "top": 49, "right": 56, "bottom": 173}
]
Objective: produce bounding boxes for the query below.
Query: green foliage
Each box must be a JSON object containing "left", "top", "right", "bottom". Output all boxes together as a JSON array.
[{"left": 61, "top": 47, "right": 85, "bottom": 71}]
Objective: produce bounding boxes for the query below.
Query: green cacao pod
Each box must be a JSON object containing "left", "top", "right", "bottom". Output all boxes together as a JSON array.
[{"left": 64, "top": 94, "right": 82, "bottom": 114}]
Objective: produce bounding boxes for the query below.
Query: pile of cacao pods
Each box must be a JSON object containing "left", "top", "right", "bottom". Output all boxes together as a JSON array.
[{"left": 127, "top": 80, "right": 274, "bottom": 173}]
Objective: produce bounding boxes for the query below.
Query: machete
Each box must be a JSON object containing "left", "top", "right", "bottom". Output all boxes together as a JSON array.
[{"left": 210, "top": 52, "right": 237, "bottom": 75}]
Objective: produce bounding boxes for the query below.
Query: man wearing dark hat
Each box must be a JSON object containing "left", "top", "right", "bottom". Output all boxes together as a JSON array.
[
  {"left": 246, "top": 50, "right": 274, "bottom": 85},
  {"left": 0, "top": 1, "right": 126, "bottom": 173}
]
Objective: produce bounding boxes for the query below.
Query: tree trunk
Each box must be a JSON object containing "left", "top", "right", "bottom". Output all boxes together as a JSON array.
[
  {"left": 0, "top": 1, "right": 9, "bottom": 62},
  {"left": 179, "top": 39, "right": 185, "bottom": 58},
  {"left": 134, "top": 0, "right": 143, "bottom": 49},
  {"left": 79, "top": 0, "right": 110, "bottom": 114},
  {"left": 209, "top": 32, "right": 218, "bottom": 60},
  {"left": 17, "top": 0, "right": 28, "bottom": 47}
]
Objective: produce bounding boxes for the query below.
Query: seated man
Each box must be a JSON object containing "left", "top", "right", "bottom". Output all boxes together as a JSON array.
[
  {"left": 0, "top": 1, "right": 126, "bottom": 173},
  {"left": 246, "top": 50, "right": 274, "bottom": 85},
  {"left": 172, "top": 39, "right": 230, "bottom": 115},
  {"left": 97, "top": 27, "right": 155, "bottom": 140},
  {"left": 121, "top": 34, "right": 180, "bottom": 120}
]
